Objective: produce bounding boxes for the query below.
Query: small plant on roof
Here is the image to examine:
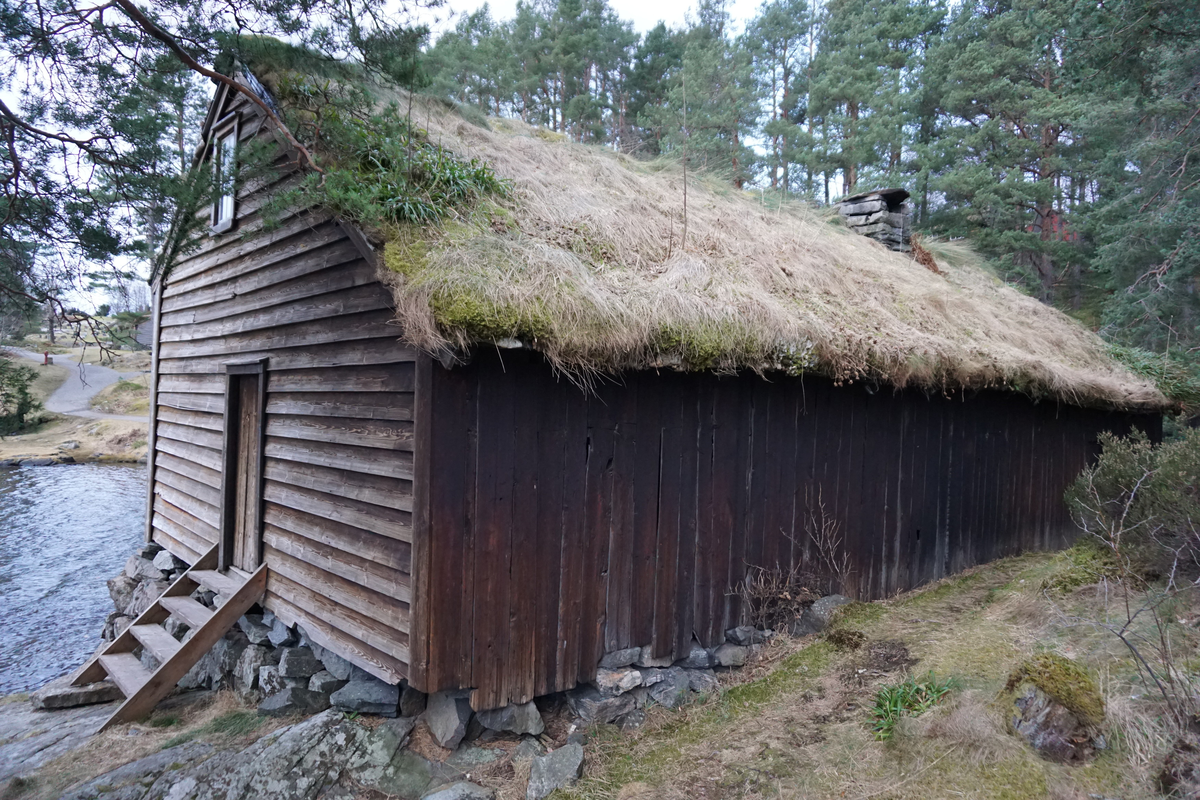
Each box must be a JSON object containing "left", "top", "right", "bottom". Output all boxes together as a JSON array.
[
  {"left": 268, "top": 74, "right": 509, "bottom": 234},
  {"left": 870, "top": 672, "right": 956, "bottom": 740}
]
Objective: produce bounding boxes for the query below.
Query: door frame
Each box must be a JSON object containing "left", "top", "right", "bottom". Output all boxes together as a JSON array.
[{"left": 219, "top": 358, "right": 268, "bottom": 571}]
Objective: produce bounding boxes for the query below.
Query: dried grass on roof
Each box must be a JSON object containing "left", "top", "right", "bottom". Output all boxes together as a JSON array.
[{"left": 370, "top": 89, "right": 1164, "bottom": 411}]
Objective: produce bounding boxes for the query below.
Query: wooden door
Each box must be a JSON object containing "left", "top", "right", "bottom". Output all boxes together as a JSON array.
[{"left": 221, "top": 362, "right": 266, "bottom": 571}]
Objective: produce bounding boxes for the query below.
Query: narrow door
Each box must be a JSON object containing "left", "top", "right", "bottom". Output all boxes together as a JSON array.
[{"left": 221, "top": 363, "right": 266, "bottom": 571}]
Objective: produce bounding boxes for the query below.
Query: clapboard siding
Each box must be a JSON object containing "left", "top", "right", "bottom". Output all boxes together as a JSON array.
[
  {"left": 149, "top": 79, "right": 416, "bottom": 684},
  {"left": 410, "top": 347, "right": 1162, "bottom": 708}
]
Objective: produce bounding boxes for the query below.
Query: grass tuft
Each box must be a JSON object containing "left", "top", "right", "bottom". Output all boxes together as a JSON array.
[
  {"left": 162, "top": 710, "right": 262, "bottom": 750},
  {"left": 871, "top": 672, "right": 956, "bottom": 740}
]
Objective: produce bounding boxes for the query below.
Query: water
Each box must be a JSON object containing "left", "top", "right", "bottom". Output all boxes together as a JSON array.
[{"left": 0, "top": 464, "right": 145, "bottom": 695}]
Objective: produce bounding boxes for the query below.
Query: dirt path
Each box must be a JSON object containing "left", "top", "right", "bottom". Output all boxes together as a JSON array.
[{"left": 7, "top": 348, "right": 147, "bottom": 422}]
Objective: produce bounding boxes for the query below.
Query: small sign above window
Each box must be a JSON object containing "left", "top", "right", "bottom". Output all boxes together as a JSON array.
[{"left": 211, "top": 117, "right": 239, "bottom": 232}]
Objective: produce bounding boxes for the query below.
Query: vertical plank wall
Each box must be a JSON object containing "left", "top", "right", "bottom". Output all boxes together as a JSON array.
[
  {"left": 148, "top": 82, "right": 416, "bottom": 684},
  {"left": 412, "top": 348, "right": 1161, "bottom": 709}
]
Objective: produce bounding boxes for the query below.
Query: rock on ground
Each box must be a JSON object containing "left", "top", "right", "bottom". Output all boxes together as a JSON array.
[
  {"left": 712, "top": 643, "right": 747, "bottom": 667},
  {"left": 30, "top": 676, "right": 122, "bottom": 710},
  {"left": 725, "top": 626, "right": 772, "bottom": 646},
  {"left": 792, "top": 594, "right": 852, "bottom": 635},
  {"left": 331, "top": 678, "right": 400, "bottom": 717},
  {"left": 0, "top": 701, "right": 113, "bottom": 783},
  {"left": 599, "top": 647, "right": 641, "bottom": 669},
  {"left": 567, "top": 685, "right": 636, "bottom": 724},
  {"left": 475, "top": 700, "right": 545, "bottom": 736},
  {"left": 425, "top": 691, "right": 473, "bottom": 749},
  {"left": 258, "top": 686, "right": 332, "bottom": 716},
  {"left": 526, "top": 743, "right": 584, "bottom": 800},
  {"left": 594, "top": 667, "right": 642, "bottom": 696},
  {"left": 677, "top": 640, "right": 714, "bottom": 669},
  {"left": 648, "top": 667, "right": 691, "bottom": 708},
  {"left": 423, "top": 781, "right": 495, "bottom": 800}
]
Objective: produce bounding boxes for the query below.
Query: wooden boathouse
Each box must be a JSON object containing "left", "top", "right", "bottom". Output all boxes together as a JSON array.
[{"left": 75, "top": 65, "right": 1166, "bottom": 722}]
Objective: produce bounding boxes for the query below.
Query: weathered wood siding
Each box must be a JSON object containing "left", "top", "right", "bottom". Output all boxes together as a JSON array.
[
  {"left": 149, "top": 83, "right": 415, "bottom": 683},
  {"left": 411, "top": 348, "right": 1160, "bottom": 708}
]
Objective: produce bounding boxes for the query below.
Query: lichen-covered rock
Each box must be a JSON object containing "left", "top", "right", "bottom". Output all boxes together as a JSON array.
[
  {"left": 310, "top": 670, "right": 348, "bottom": 695},
  {"left": 258, "top": 686, "right": 332, "bottom": 716},
  {"left": 331, "top": 678, "right": 401, "bottom": 717},
  {"left": 595, "top": 667, "right": 642, "bottom": 696},
  {"left": 278, "top": 646, "right": 323, "bottom": 678},
  {"left": 648, "top": 667, "right": 691, "bottom": 708},
  {"left": 424, "top": 781, "right": 496, "bottom": 800},
  {"left": 106, "top": 573, "right": 138, "bottom": 615},
  {"left": 125, "top": 578, "right": 170, "bottom": 618},
  {"left": 567, "top": 685, "right": 635, "bottom": 724},
  {"left": 792, "top": 594, "right": 853, "bottom": 635},
  {"left": 475, "top": 700, "right": 545, "bottom": 735},
  {"left": 599, "top": 647, "right": 642, "bottom": 669},
  {"left": 685, "top": 669, "right": 720, "bottom": 694},
  {"left": 30, "top": 677, "right": 121, "bottom": 710},
  {"left": 526, "top": 743, "right": 584, "bottom": 800},
  {"left": 1005, "top": 653, "right": 1105, "bottom": 763},
  {"left": 424, "top": 691, "right": 473, "bottom": 748},
  {"left": 725, "top": 626, "right": 772, "bottom": 646},
  {"left": 235, "top": 645, "right": 278, "bottom": 692},
  {"left": 712, "top": 643, "right": 747, "bottom": 667},
  {"left": 677, "top": 640, "right": 714, "bottom": 669}
]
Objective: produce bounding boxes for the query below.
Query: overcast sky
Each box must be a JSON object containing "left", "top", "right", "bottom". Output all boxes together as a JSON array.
[{"left": 415, "top": 0, "right": 766, "bottom": 37}]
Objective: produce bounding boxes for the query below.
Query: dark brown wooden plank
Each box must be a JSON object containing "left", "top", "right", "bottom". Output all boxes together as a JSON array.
[
  {"left": 264, "top": 457, "right": 412, "bottom": 510},
  {"left": 604, "top": 377, "right": 638, "bottom": 652},
  {"left": 532, "top": 367, "right": 568, "bottom": 697},
  {"left": 268, "top": 363, "right": 415, "bottom": 393},
  {"left": 156, "top": 407, "right": 224, "bottom": 432},
  {"left": 156, "top": 452, "right": 221, "bottom": 490},
  {"left": 506, "top": 358, "right": 541, "bottom": 704},
  {"left": 158, "top": 308, "right": 398, "bottom": 360},
  {"left": 556, "top": 372, "right": 590, "bottom": 688},
  {"left": 264, "top": 544, "right": 409, "bottom": 631},
  {"left": 264, "top": 525, "right": 409, "bottom": 605},
  {"left": 158, "top": 392, "right": 226, "bottom": 415},
  {"left": 267, "top": 570, "right": 409, "bottom": 663},
  {"left": 158, "top": 337, "right": 416, "bottom": 375},
  {"left": 157, "top": 420, "right": 224, "bottom": 451}
]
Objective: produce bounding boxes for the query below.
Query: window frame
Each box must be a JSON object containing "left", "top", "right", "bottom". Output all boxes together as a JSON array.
[{"left": 210, "top": 114, "right": 241, "bottom": 233}]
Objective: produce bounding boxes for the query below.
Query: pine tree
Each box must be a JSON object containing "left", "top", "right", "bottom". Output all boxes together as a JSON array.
[{"left": 746, "top": 0, "right": 812, "bottom": 193}]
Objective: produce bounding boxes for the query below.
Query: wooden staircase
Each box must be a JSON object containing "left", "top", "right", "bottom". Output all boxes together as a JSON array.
[{"left": 73, "top": 545, "right": 266, "bottom": 732}]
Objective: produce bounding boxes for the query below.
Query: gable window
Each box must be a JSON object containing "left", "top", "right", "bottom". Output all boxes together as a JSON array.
[{"left": 211, "top": 119, "right": 239, "bottom": 232}]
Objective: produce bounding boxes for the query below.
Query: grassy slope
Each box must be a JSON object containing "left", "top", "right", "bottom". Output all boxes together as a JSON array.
[
  {"left": 560, "top": 548, "right": 1189, "bottom": 800},
  {"left": 90, "top": 374, "right": 150, "bottom": 416}
]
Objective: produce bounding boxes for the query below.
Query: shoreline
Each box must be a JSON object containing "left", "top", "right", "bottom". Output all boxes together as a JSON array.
[{"left": 0, "top": 454, "right": 147, "bottom": 467}]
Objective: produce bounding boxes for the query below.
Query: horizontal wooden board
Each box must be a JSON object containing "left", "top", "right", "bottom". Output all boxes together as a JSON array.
[
  {"left": 264, "top": 502, "right": 410, "bottom": 573},
  {"left": 157, "top": 421, "right": 224, "bottom": 451},
  {"left": 155, "top": 435, "right": 223, "bottom": 473},
  {"left": 266, "top": 414, "right": 413, "bottom": 451},
  {"left": 263, "top": 522, "right": 410, "bottom": 602},
  {"left": 157, "top": 374, "right": 225, "bottom": 395},
  {"left": 155, "top": 462, "right": 222, "bottom": 507},
  {"left": 160, "top": 241, "right": 367, "bottom": 324},
  {"left": 157, "top": 338, "right": 416, "bottom": 375},
  {"left": 154, "top": 497, "right": 220, "bottom": 544},
  {"left": 266, "top": 571, "right": 410, "bottom": 663},
  {"left": 169, "top": 208, "right": 332, "bottom": 285},
  {"left": 263, "top": 479, "right": 412, "bottom": 542},
  {"left": 265, "top": 591, "right": 406, "bottom": 684},
  {"left": 156, "top": 453, "right": 221, "bottom": 490},
  {"left": 267, "top": 363, "right": 415, "bottom": 393},
  {"left": 264, "top": 457, "right": 412, "bottom": 510},
  {"left": 158, "top": 392, "right": 225, "bottom": 414},
  {"left": 264, "top": 436, "right": 413, "bottom": 480},
  {"left": 265, "top": 391, "right": 414, "bottom": 421},
  {"left": 154, "top": 483, "right": 220, "bottom": 531},
  {"left": 150, "top": 527, "right": 204, "bottom": 566},
  {"left": 160, "top": 282, "right": 391, "bottom": 344},
  {"left": 156, "top": 407, "right": 224, "bottom": 433},
  {"left": 263, "top": 544, "right": 409, "bottom": 630},
  {"left": 157, "top": 309, "right": 399, "bottom": 360}
]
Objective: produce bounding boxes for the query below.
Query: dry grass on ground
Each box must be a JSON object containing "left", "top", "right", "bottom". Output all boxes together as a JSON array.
[
  {"left": 559, "top": 549, "right": 1197, "bottom": 800},
  {"left": 10, "top": 692, "right": 285, "bottom": 800},
  {"left": 90, "top": 374, "right": 150, "bottom": 416},
  {"left": 0, "top": 417, "right": 147, "bottom": 461}
]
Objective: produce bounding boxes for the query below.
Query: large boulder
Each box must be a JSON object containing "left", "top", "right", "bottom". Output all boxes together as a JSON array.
[
  {"left": 476, "top": 701, "right": 545, "bottom": 736},
  {"left": 526, "top": 744, "right": 584, "bottom": 800},
  {"left": 258, "top": 686, "right": 332, "bottom": 717},
  {"left": 424, "top": 691, "right": 473, "bottom": 749},
  {"left": 1005, "top": 653, "right": 1105, "bottom": 763},
  {"left": 647, "top": 667, "right": 690, "bottom": 708}
]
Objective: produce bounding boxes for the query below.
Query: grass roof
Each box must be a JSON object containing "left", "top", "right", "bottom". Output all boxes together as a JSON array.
[{"left": 257, "top": 68, "right": 1167, "bottom": 412}]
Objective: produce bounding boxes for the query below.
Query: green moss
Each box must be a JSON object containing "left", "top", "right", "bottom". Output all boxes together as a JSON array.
[
  {"left": 383, "top": 234, "right": 430, "bottom": 277},
  {"left": 429, "top": 291, "right": 552, "bottom": 343},
  {"left": 1039, "top": 542, "right": 1117, "bottom": 595},
  {"left": 1005, "top": 653, "right": 1105, "bottom": 727},
  {"left": 829, "top": 601, "right": 884, "bottom": 628}
]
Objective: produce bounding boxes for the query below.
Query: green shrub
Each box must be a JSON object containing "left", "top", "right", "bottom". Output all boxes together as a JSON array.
[
  {"left": 1065, "top": 429, "right": 1200, "bottom": 578},
  {"left": 870, "top": 672, "right": 955, "bottom": 740},
  {"left": 0, "top": 357, "right": 40, "bottom": 434}
]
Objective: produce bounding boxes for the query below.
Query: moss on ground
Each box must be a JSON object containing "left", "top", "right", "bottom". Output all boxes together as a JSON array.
[{"left": 1005, "top": 653, "right": 1105, "bottom": 727}]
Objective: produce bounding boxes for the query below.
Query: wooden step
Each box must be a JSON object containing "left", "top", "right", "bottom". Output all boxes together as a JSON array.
[
  {"left": 160, "top": 596, "right": 215, "bottom": 629},
  {"left": 98, "top": 653, "right": 151, "bottom": 697},
  {"left": 189, "top": 570, "right": 245, "bottom": 598},
  {"left": 130, "top": 624, "right": 182, "bottom": 664}
]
